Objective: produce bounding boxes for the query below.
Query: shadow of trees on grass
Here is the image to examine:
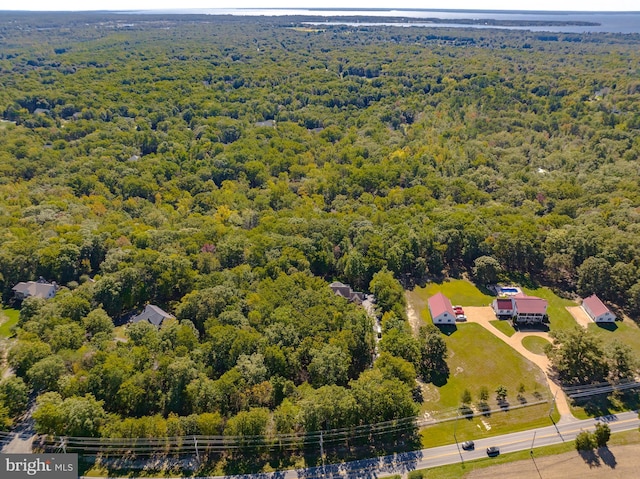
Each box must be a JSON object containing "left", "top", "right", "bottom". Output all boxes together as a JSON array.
[
  {"left": 578, "top": 449, "right": 600, "bottom": 468},
  {"left": 578, "top": 446, "right": 617, "bottom": 469},
  {"left": 597, "top": 446, "right": 617, "bottom": 469}
]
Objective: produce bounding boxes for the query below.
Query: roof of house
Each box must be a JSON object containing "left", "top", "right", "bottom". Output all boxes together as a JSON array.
[
  {"left": 428, "top": 292, "right": 456, "bottom": 317},
  {"left": 12, "top": 281, "right": 57, "bottom": 299},
  {"left": 133, "top": 304, "right": 175, "bottom": 327},
  {"left": 583, "top": 294, "right": 611, "bottom": 317},
  {"left": 514, "top": 296, "right": 547, "bottom": 315},
  {"left": 329, "top": 281, "right": 347, "bottom": 288},
  {"left": 495, "top": 298, "right": 513, "bottom": 309},
  {"left": 255, "top": 119, "right": 276, "bottom": 127}
]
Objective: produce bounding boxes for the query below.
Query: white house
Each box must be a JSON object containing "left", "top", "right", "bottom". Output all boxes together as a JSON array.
[
  {"left": 132, "top": 305, "right": 175, "bottom": 327},
  {"left": 12, "top": 280, "right": 58, "bottom": 300},
  {"left": 582, "top": 294, "right": 616, "bottom": 323},
  {"left": 428, "top": 292, "right": 456, "bottom": 324},
  {"left": 513, "top": 296, "right": 548, "bottom": 324}
]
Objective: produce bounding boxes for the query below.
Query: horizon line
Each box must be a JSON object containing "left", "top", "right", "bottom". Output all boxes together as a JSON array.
[{"left": 2, "top": 8, "right": 640, "bottom": 13}]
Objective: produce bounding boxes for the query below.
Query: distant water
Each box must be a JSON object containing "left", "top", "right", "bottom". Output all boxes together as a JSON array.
[{"left": 138, "top": 9, "right": 640, "bottom": 34}]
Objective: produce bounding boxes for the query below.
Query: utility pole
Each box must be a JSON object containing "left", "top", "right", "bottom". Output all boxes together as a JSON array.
[
  {"left": 549, "top": 390, "right": 558, "bottom": 423},
  {"left": 319, "top": 431, "right": 325, "bottom": 477},
  {"left": 454, "top": 408, "right": 463, "bottom": 464},
  {"left": 453, "top": 409, "right": 458, "bottom": 445},
  {"left": 530, "top": 431, "right": 536, "bottom": 455}
]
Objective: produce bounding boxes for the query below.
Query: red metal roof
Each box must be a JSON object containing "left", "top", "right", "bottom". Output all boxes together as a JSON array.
[
  {"left": 496, "top": 298, "right": 513, "bottom": 309},
  {"left": 583, "top": 294, "right": 610, "bottom": 317},
  {"left": 514, "top": 296, "right": 547, "bottom": 314},
  {"left": 428, "top": 292, "right": 456, "bottom": 318}
]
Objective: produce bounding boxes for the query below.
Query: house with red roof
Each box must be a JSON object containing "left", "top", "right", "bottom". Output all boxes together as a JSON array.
[
  {"left": 582, "top": 294, "right": 616, "bottom": 323},
  {"left": 428, "top": 292, "right": 456, "bottom": 325},
  {"left": 513, "top": 296, "right": 548, "bottom": 324},
  {"left": 492, "top": 294, "right": 548, "bottom": 324}
]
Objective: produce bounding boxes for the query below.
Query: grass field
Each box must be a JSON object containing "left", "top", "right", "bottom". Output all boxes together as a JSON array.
[
  {"left": 521, "top": 336, "right": 550, "bottom": 355},
  {"left": 420, "top": 402, "right": 560, "bottom": 448},
  {"left": 587, "top": 321, "right": 640, "bottom": 356},
  {"left": 0, "top": 307, "right": 20, "bottom": 338},
  {"left": 489, "top": 320, "right": 515, "bottom": 337},
  {"left": 409, "top": 279, "right": 494, "bottom": 312},
  {"left": 420, "top": 322, "right": 549, "bottom": 414}
]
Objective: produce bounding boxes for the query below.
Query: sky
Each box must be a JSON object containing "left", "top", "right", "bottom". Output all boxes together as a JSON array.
[{"left": 2, "top": 1, "right": 638, "bottom": 12}]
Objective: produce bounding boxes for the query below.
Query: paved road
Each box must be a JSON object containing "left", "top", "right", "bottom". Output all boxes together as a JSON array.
[
  {"left": 81, "top": 411, "right": 639, "bottom": 479},
  {"left": 1, "top": 401, "right": 36, "bottom": 454}
]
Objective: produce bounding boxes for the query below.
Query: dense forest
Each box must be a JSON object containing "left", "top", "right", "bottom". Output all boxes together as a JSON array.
[{"left": 0, "top": 11, "right": 640, "bottom": 463}]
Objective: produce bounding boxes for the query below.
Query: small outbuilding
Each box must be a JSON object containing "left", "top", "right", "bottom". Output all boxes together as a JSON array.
[
  {"left": 582, "top": 294, "right": 616, "bottom": 323},
  {"left": 132, "top": 304, "right": 175, "bottom": 327},
  {"left": 428, "top": 292, "right": 456, "bottom": 325}
]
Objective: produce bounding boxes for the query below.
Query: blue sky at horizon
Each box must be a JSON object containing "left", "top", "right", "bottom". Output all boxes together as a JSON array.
[{"left": 3, "top": 1, "right": 638, "bottom": 12}]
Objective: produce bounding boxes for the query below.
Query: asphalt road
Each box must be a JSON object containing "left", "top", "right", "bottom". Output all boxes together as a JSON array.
[{"left": 162, "top": 411, "right": 638, "bottom": 479}]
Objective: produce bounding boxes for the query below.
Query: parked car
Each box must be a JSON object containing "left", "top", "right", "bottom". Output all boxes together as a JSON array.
[
  {"left": 453, "top": 305, "right": 464, "bottom": 313},
  {"left": 486, "top": 446, "right": 500, "bottom": 457},
  {"left": 456, "top": 314, "right": 467, "bottom": 322},
  {"left": 461, "top": 440, "right": 475, "bottom": 450}
]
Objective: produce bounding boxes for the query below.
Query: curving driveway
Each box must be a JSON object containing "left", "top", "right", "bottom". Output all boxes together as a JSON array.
[{"left": 463, "top": 306, "right": 575, "bottom": 420}]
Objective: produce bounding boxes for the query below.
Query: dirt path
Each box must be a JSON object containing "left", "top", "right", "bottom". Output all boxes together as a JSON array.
[
  {"left": 566, "top": 306, "right": 593, "bottom": 329},
  {"left": 467, "top": 443, "right": 637, "bottom": 479},
  {"left": 464, "top": 306, "right": 574, "bottom": 420},
  {"left": 0, "top": 340, "right": 11, "bottom": 380},
  {"left": 406, "top": 301, "right": 422, "bottom": 336}
]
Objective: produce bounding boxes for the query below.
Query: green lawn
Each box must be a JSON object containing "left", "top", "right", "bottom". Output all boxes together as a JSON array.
[
  {"left": 587, "top": 321, "right": 640, "bottom": 356},
  {"left": 489, "top": 320, "right": 516, "bottom": 337},
  {"left": 0, "top": 308, "right": 20, "bottom": 338},
  {"left": 421, "top": 402, "right": 560, "bottom": 448},
  {"left": 420, "top": 323, "right": 550, "bottom": 415},
  {"left": 407, "top": 279, "right": 494, "bottom": 324},
  {"left": 520, "top": 286, "right": 578, "bottom": 330},
  {"left": 521, "top": 336, "right": 551, "bottom": 355}
]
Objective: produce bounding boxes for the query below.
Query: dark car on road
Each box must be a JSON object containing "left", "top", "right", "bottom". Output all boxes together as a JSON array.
[
  {"left": 461, "top": 440, "right": 475, "bottom": 450},
  {"left": 486, "top": 446, "right": 500, "bottom": 457}
]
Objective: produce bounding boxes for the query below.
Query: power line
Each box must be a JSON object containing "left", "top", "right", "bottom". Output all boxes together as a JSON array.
[
  {"left": 37, "top": 400, "right": 554, "bottom": 455},
  {"left": 21, "top": 382, "right": 638, "bottom": 456}
]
